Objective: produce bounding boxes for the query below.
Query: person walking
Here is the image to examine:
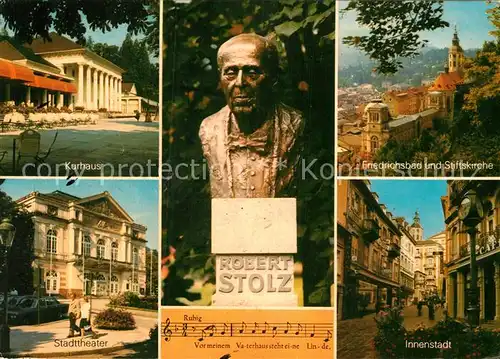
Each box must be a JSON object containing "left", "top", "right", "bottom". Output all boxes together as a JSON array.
[
  {"left": 67, "top": 293, "right": 81, "bottom": 338},
  {"left": 80, "top": 296, "right": 93, "bottom": 337}
]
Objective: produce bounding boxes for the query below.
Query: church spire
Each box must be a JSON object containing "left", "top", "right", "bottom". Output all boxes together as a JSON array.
[{"left": 449, "top": 26, "right": 464, "bottom": 74}]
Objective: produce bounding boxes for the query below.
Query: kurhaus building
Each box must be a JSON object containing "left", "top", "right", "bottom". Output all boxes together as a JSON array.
[
  {"left": 443, "top": 181, "right": 500, "bottom": 322},
  {"left": 337, "top": 180, "right": 402, "bottom": 319},
  {"left": 0, "top": 33, "right": 124, "bottom": 111},
  {"left": 16, "top": 190, "right": 147, "bottom": 297}
]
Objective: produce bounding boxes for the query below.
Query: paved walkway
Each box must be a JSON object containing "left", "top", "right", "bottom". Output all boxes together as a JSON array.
[
  {"left": 7, "top": 302, "right": 157, "bottom": 357},
  {"left": 0, "top": 117, "right": 159, "bottom": 176},
  {"left": 337, "top": 305, "right": 446, "bottom": 359}
]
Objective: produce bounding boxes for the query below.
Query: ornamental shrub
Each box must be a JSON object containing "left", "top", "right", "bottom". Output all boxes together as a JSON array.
[{"left": 94, "top": 308, "right": 136, "bottom": 330}]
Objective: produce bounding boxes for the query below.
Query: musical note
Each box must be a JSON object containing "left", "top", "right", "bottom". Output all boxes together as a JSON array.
[
  {"left": 198, "top": 325, "right": 216, "bottom": 342},
  {"left": 294, "top": 323, "right": 303, "bottom": 336},
  {"left": 261, "top": 322, "right": 269, "bottom": 334},
  {"left": 163, "top": 318, "right": 172, "bottom": 342},
  {"left": 221, "top": 323, "right": 229, "bottom": 336},
  {"left": 310, "top": 325, "right": 315, "bottom": 337},
  {"left": 324, "top": 330, "right": 332, "bottom": 343},
  {"left": 251, "top": 322, "right": 258, "bottom": 334},
  {"left": 284, "top": 322, "right": 291, "bottom": 334},
  {"left": 272, "top": 325, "right": 278, "bottom": 338},
  {"left": 238, "top": 322, "right": 247, "bottom": 334}
]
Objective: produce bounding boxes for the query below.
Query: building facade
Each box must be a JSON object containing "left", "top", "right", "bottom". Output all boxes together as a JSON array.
[
  {"left": 16, "top": 190, "right": 147, "bottom": 297},
  {"left": 443, "top": 181, "right": 500, "bottom": 323},
  {"left": 1, "top": 33, "right": 124, "bottom": 111},
  {"left": 337, "top": 180, "right": 401, "bottom": 319},
  {"left": 358, "top": 30, "right": 465, "bottom": 160},
  {"left": 396, "top": 217, "right": 417, "bottom": 305}
]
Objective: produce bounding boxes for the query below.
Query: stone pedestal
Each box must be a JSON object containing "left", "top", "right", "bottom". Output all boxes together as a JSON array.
[{"left": 212, "top": 198, "right": 298, "bottom": 307}]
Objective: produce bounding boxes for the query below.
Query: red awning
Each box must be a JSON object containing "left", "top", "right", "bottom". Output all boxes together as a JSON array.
[
  {"left": 0, "top": 59, "right": 35, "bottom": 82},
  {"left": 25, "top": 75, "right": 77, "bottom": 93}
]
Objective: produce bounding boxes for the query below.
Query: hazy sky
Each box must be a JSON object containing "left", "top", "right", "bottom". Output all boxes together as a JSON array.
[
  {"left": 340, "top": 1, "right": 496, "bottom": 49},
  {"left": 370, "top": 180, "right": 448, "bottom": 240},
  {"left": 1, "top": 179, "right": 159, "bottom": 250}
]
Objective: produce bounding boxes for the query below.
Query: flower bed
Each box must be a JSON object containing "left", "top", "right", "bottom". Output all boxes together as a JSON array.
[
  {"left": 93, "top": 308, "right": 136, "bottom": 330},
  {"left": 109, "top": 292, "right": 158, "bottom": 311},
  {"left": 0, "top": 104, "right": 100, "bottom": 131},
  {"left": 374, "top": 307, "right": 500, "bottom": 358}
]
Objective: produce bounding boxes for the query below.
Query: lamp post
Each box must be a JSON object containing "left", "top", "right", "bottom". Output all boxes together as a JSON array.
[
  {"left": 458, "top": 189, "right": 484, "bottom": 328},
  {"left": 31, "top": 259, "right": 42, "bottom": 326},
  {"left": 0, "top": 218, "right": 17, "bottom": 353}
]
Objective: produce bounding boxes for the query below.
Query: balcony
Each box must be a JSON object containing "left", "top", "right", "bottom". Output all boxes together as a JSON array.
[
  {"left": 387, "top": 243, "right": 400, "bottom": 259},
  {"left": 459, "top": 243, "right": 470, "bottom": 258},
  {"left": 361, "top": 219, "right": 380, "bottom": 243}
]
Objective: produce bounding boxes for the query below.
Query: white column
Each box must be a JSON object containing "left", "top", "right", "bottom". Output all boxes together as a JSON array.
[
  {"left": 85, "top": 65, "right": 92, "bottom": 110},
  {"left": 43, "top": 90, "right": 48, "bottom": 104},
  {"left": 58, "top": 93, "right": 64, "bottom": 108},
  {"left": 113, "top": 77, "right": 117, "bottom": 111},
  {"left": 118, "top": 79, "right": 122, "bottom": 113},
  {"left": 77, "top": 64, "right": 84, "bottom": 107},
  {"left": 99, "top": 71, "right": 104, "bottom": 110},
  {"left": 25, "top": 87, "right": 31, "bottom": 105},
  {"left": 105, "top": 74, "right": 110, "bottom": 111},
  {"left": 92, "top": 69, "right": 98, "bottom": 110},
  {"left": 111, "top": 77, "right": 115, "bottom": 111}
]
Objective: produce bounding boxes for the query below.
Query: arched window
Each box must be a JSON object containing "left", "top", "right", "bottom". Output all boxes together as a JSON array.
[
  {"left": 111, "top": 242, "right": 118, "bottom": 261},
  {"left": 97, "top": 239, "right": 106, "bottom": 259},
  {"left": 370, "top": 136, "right": 379, "bottom": 153},
  {"left": 45, "top": 270, "right": 59, "bottom": 294},
  {"left": 133, "top": 248, "right": 139, "bottom": 267},
  {"left": 83, "top": 235, "right": 91, "bottom": 257},
  {"left": 110, "top": 275, "right": 119, "bottom": 294},
  {"left": 95, "top": 273, "right": 105, "bottom": 281},
  {"left": 46, "top": 229, "right": 57, "bottom": 254}
]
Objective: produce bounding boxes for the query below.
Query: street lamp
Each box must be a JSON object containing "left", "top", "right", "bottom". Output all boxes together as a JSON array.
[
  {"left": 0, "top": 218, "right": 16, "bottom": 353},
  {"left": 458, "top": 189, "right": 484, "bottom": 327},
  {"left": 31, "top": 259, "right": 42, "bottom": 325}
]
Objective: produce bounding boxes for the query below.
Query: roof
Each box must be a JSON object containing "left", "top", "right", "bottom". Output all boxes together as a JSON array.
[
  {"left": 389, "top": 114, "right": 419, "bottom": 128},
  {"left": 364, "top": 100, "right": 388, "bottom": 111},
  {"left": 45, "top": 190, "right": 81, "bottom": 202},
  {"left": 0, "top": 37, "right": 59, "bottom": 70},
  {"left": 27, "top": 33, "right": 83, "bottom": 54},
  {"left": 122, "top": 83, "right": 135, "bottom": 93},
  {"left": 429, "top": 71, "right": 464, "bottom": 91}
]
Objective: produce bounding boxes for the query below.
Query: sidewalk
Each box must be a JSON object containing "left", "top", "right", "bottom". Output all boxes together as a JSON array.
[{"left": 7, "top": 313, "right": 156, "bottom": 357}]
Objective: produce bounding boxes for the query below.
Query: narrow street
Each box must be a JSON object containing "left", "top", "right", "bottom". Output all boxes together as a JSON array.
[{"left": 337, "top": 305, "right": 446, "bottom": 359}]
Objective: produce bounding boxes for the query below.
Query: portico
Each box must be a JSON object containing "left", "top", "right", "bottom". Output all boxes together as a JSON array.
[{"left": 26, "top": 33, "right": 124, "bottom": 112}]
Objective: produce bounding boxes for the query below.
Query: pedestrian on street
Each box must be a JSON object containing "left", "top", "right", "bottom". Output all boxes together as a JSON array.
[
  {"left": 80, "top": 296, "right": 95, "bottom": 338},
  {"left": 67, "top": 293, "right": 81, "bottom": 338}
]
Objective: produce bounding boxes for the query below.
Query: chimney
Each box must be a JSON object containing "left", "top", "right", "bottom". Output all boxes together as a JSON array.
[{"left": 444, "top": 65, "right": 449, "bottom": 74}]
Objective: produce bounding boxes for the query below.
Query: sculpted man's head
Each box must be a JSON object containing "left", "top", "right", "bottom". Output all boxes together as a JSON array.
[{"left": 217, "top": 33, "right": 279, "bottom": 117}]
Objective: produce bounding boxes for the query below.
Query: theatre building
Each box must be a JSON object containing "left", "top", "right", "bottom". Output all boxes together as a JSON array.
[
  {"left": 16, "top": 190, "right": 147, "bottom": 297},
  {"left": 337, "top": 180, "right": 402, "bottom": 319},
  {"left": 443, "top": 181, "right": 500, "bottom": 323}
]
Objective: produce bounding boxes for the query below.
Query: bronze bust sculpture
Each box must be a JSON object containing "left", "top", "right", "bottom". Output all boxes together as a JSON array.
[{"left": 199, "top": 33, "right": 304, "bottom": 198}]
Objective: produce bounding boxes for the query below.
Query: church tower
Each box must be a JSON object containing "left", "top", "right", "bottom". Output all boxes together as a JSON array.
[
  {"left": 410, "top": 210, "right": 424, "bottom": 242},
  {"left": 448, "top": 27, "right": 464, "bottom": 74}
]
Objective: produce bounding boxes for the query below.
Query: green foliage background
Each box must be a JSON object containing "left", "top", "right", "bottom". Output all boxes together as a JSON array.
[
  {"left": 163, "top": 0, "right": 335, "bottom": 306},
  {"left": 0, "top": 189, "right": 34, "bottom": 296}
]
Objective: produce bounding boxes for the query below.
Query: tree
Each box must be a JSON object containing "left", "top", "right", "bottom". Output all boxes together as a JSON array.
[
  {"left": 0, "top": 0, "right": 157, "bottom": 44},
  {"left": 0, "top": 189, "right": 34, "bottom": 295},
  {"left": 86, "top": 34, "right": 159, "bottom": 101},
  {"left": 343, "top": 0, "right": 449, "bottom": 74}
]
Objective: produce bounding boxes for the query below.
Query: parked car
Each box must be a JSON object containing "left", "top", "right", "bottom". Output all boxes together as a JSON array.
[{"left": 6, "top": 296, "right": 69, "bottom": 325}]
